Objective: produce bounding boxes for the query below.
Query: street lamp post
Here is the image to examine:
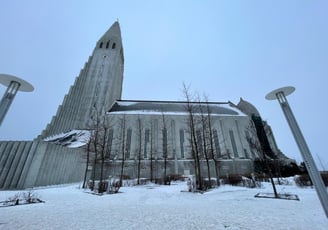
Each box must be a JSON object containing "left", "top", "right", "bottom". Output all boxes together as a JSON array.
[
  {"left": 266, "top": 86, "right": 328, "bottom": 218},
  {"left": 0, "top": 74, "right": 34, "bottom": 126}
]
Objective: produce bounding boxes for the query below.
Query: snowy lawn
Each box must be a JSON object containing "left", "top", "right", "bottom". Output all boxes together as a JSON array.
[{"left": 0, "top": 181, "right": 327, "bottom": 230}]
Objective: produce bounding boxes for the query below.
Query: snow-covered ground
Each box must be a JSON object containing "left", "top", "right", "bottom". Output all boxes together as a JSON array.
[{"left": 0, "top": 180, "right": 327, "bottom": 230}]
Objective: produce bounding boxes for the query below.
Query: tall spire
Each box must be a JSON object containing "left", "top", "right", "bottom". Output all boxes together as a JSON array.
[
  {"left": 96, "top": 21, "right": 122, "bottom": 50},
  {"left": 38, "top": 21, "right": 124, "bottom": 139}
]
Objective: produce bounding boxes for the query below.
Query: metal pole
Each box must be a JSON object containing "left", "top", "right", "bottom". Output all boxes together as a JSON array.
[
  {"left": 0, "top": 74, "right": 34, "bottom": 126},
  {"left": 270, "top": 89, "right": 328, "bottom": 218},
  {"left": 0, "top": 81, "right": 21, "bottom": 126}
]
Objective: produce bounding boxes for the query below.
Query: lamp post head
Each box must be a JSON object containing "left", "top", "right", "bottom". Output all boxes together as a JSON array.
[
  {"left": 0, "top": 74, "right": 34, "bottom": 92},
  {"left": 265, "top": 86, "right": 295, "bottom": 101}
]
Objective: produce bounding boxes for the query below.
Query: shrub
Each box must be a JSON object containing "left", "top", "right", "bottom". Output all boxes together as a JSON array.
[
  {"left": 118, "top": 175, "right": 131, "bottom": 180},
  {"left": 5, "top": 193, "right": 20, "bottom": 205},
  {"left": 253, "top": 173, "right": 270, "bottom": 182},
  {"left": 108, "top": 177, "right": 121, "bottom": 193},
  {"left": 4, "top": 191, "right": 43, "bottom": 206},
  {"left": 224, "top": 174, "right": 243, "bottom": 186},
  {"left": 168, "top": 174, "right": 184, "bottom": 181},
  {"left": 295, "top": 173, "right": 328, "bottom": 187},
  {"left": 294, "top": 174, "right": 312, "bottom": 187},
  {"left": 23, "top": 190, "right": 42, "bottom": 203},
  {"left": 321, "top": 172, "right": 328, "bottom": 186},
  {"left": 98, "top": 181, "right": 108, "bottom": 193}
]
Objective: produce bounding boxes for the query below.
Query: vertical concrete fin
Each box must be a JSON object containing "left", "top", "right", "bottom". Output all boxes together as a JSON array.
[
  {"left": 15, "top": 141, "right": 38, "bottom": 188},
  {"left": 0, "top": 141, "right": 9, "bottom": 165},
  {"left": 3, "top": 142, "right": 27, "bottom": 189},
  {"left": 34, "top": 143, "right": 85, "bottom": 187},
  {"left": 0, "top": 142, "right": 19, "bottom": 188},
  {"left": 19, "top": 141, "right": 44, "bottom": 189},
  {"left": 10, "top": 141, "right": 33, "bottom": 188}
]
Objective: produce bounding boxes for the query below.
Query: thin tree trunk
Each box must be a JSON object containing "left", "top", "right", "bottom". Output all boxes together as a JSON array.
[
  {"left": 199, "top": 102, "right": 211, "bottom": 189},
  {"left": 83, "top": 141, "right": 91, "bottom": 188},
  {"left": 183, "top": 83, "right": 202, "bottom": 191},
  {"left": 161, "top": 113, "right": 168, "bottom": 184},
  {"left": 205, "top": 99, "right": 220, "bottom": 186},
  {"left": 137, "top": 118, "right": 142, "bottom": 185},
  {"left": 99, "top": 127, "right": 108, "bottom": 193},
  {"left": 119, "top": 116, "right": 126, "bottom": 187},
  {"left": 150, "top": 121, "right": 154, "bottom": 182}
]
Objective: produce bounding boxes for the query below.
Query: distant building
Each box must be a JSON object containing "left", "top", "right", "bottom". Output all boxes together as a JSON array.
[{"left": 0, "top": 22, "right": 292, "bottom": 189}]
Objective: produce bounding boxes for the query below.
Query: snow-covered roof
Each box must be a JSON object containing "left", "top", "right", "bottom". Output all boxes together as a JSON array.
[
  {"left": 107, "top": 100, "right": 246, "bottom": 116},
  {"left": 44, "top": 129, "right": 90, "bottom": 148}
]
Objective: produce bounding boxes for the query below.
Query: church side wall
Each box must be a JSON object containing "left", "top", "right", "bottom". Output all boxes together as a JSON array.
[{"left": 100, "top": 113, "right": 255, "bottom": 180}]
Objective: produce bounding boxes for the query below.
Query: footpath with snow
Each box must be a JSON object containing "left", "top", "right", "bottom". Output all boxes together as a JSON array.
[{"left": 0, "top": 180, "right": 327, "bottom": 230}]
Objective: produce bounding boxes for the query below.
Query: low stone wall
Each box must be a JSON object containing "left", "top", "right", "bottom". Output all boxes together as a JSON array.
[
  {"left": 0, "top": 141, "right": 85, "bottom": 190},
  {"left": 90, "top": 158, "right": 254, "bottom": 181},
  {"left": 1, "top": 140, "right": 254, "bottom": 190}
]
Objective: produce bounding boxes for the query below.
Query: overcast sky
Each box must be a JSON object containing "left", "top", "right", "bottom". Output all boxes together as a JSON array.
[{"left": 0, "top": 0, "right": 327, "bottom": 168}]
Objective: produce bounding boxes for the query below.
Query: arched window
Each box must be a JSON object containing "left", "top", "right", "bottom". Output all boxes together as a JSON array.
[
  {"left": 112, "top": 43, "right": 116, "bottom": 49},
  {"left": 106, "top": 41, "right": 109, "bottom": 49},
  {"left": 99, "top": 42, "right": 103, "bottom": 48}
]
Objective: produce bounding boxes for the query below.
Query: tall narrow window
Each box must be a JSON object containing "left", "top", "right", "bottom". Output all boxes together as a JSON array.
[
  {"left": 245, "top": 131, "right": 254, "bottom": 158},
  {"left": 144, "top": 129, "right": 150, "bottom": 158},
  {"left": 196, "top": 130, "right": 203, "bottom": 158},
  {"left": 213, "top": 129, "right": 221, "bottom": 158},
  {"left": 99, "top": 42, "right": 103, "bottom": 48},
  {"left": 126, "top": 128, "right": 132, "bottom": 159},
  {"left": 106, "top": 41, "right": 110, "bottom": 49},
  {"left": 153, "top": 119, "right": 158, "bottom": 158},
  {"left": 106, "top": 129, "right": 114, "bottom": 159},
  {"left": 112, "top": 43, "right": 116, "bottom": 49},
  {"left": 179, "top": 129, "right": 185, "bottom": 158},
  {"left": 229, "top": 130, "right": 238, "bottom": 158},
  {"left": 162, "top": 128, "right": 167, "bottom": 158},
  {"left": 244, "top": 149, "right": 249, "bottom": 159}
]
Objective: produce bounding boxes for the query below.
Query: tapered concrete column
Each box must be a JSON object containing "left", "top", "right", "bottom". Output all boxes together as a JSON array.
[
  {"left": 266, "top": 86, "right": 328, "bottom": 218},
  {"left": 0, "top": 74, "right": 34, "bottom": 126}
]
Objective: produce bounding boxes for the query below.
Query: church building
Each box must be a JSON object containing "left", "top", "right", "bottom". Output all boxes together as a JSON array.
[{"left": 0, "top": 22, "right": 290, "bottom": 189}]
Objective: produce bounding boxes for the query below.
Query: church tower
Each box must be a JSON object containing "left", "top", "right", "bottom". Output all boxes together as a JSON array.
[{"left": 38, "top": 22, "right": 124, "bottom": 139}]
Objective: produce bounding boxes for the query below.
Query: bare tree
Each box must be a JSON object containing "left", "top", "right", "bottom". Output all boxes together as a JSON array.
[
  {"left": 204, "top": 98, "right": 220, "bottom": 186},
  {"left": 119, "top": 114, "right": 127, "bottom": 187},
  {"left": 182, "top": 82, "right": 203, "bottom": 191},
  {"left": 89, "top": 112, "right": 100, "bottom": 191},
  {"left": 136, "top": 116, "right": 142, "bottom": 184},
  {"left": 197, "top": 97, "right": 212, "bottom": 189},
  {"left": 161, "top": 111, "right": 169, "bottom": 184},
  {"left": 82, "top": 137, "right": 92, "bottom": 188},
  {"left": 150, "top": 120, "right": 154, "bottom": 182},
  {"left": 99, "top": 116, "right": 110, "bottom": 192},
  {"left": 246, "top": 118, "right": 278, "bottom": 197},
  {"left": 82, "top": 109, "right": 113, "bottom": 193}
]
